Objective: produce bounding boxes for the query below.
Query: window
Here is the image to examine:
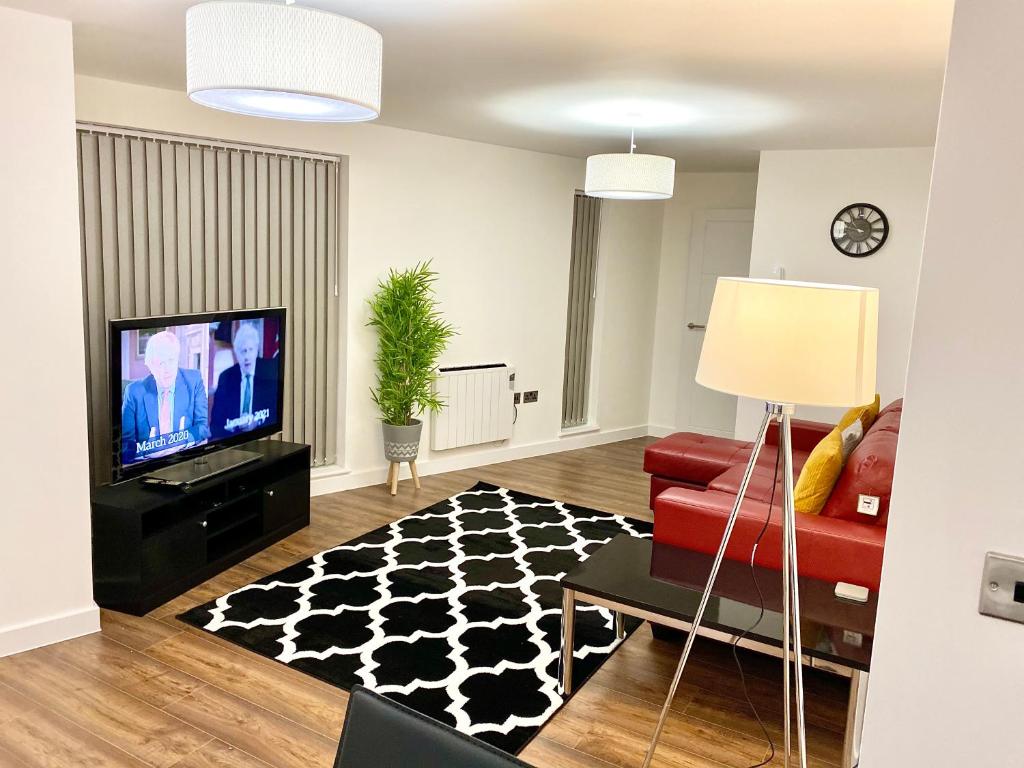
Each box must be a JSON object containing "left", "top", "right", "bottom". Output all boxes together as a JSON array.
[
  {"left": 76, "top": 125, "right": 343, "bottom": 483},
  {"left": 560, "top": 192, "right": 602, "bottom": 429}
]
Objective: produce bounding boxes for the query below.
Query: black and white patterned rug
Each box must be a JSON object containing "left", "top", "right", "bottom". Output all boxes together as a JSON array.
[{"left": 179, "top": 482, "right": 653, "bottom": 753}]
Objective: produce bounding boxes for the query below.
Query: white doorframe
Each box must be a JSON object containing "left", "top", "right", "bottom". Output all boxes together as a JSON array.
[{"left": 674, "top": 208, "right": 755, "bottom": 437}]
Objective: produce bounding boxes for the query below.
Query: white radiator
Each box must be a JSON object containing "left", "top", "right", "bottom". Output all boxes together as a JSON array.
[{"left": 431, "top": 364, "right": 515, "bottom": 450}]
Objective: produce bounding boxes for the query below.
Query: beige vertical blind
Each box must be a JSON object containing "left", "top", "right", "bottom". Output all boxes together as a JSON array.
[
  {"left": 561, "top": 192, "right": 602, "bottom": 429},
  {"left": 77, "top": 124, "right": 342, "bottom": 483}
]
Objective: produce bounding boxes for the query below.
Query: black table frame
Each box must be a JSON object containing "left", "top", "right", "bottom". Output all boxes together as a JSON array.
[{"left": 559, "top": 535, "right": 873, "bottom": 768}]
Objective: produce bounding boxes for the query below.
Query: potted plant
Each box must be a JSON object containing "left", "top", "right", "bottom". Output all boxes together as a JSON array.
[{"left": 367, "top": 261, "right": 456, "bottom": 474}]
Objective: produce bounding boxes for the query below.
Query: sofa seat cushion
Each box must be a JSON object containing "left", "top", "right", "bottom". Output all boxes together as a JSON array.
[
  {"left": 654, "top": 487, "right": 885, "bottom": 591},
  {"left": 707, "top": 446, "right": 810, "bottom": 503},
  {"left": 643, "top": 432, "right": 753, "bottom": 486},
  {"left": 709, "top": 465, "right": 782, "bottom": 503},
  {"left": 708, "top": 466, "right": 778, "bottom": 507},
  {"left": 732, "top": 444, "right": 780, "bottom": 473}
]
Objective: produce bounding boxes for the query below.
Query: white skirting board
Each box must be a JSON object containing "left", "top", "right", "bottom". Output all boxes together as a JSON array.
[
  {"left": 0, "top": 604, "right": 100, "bottom": 658},
  {"left": 311, "top": 424, "right": 650, "bottom": 497}
]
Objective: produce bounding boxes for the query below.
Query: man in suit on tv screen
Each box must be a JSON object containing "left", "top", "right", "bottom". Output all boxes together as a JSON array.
[
  {"left": 121, "top": 330, "right": 210, "bottom": 464},
  {"left": 210, "top": 323, "right": 279, "bottom": 440}
]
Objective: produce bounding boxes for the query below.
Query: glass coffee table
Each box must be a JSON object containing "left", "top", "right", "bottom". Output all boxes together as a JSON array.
[{"left": 560, "top": 535, "right": 875, "bottom": 768}]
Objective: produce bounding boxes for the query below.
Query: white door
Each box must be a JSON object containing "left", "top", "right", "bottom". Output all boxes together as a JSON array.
[{"left": 675, "top": 209, "right": 755, "bottom": 437}]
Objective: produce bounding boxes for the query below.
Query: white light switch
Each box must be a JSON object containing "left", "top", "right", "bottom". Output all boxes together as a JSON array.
[{"left": 857, "top": 494, "right": 880, "bottom": 516}]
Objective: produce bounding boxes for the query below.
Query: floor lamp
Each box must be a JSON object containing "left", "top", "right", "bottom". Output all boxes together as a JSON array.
[{"left": 643, "top": 278, "right": 878, "bottom": 768}]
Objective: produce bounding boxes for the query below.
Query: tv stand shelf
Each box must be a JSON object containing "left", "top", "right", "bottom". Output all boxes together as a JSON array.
[{"left": 91, "top": 440, "right": 310, "bottom": 615}]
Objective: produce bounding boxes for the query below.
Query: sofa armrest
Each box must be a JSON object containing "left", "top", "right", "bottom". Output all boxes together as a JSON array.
[{"left": 766, "top": 418, "right": 833, "bottom": 451}]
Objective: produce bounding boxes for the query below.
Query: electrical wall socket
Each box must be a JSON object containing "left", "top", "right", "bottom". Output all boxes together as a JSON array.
[
  {"left": 857, "top": 494, "right": 880, "bottom": 516},
  {"left": 523, "top": 390, "right": 539, "bottom": 404},
  {"left": 979, "top": 552, "right": 1024, "bottom": 625},
  {"left": 513, "top": 392, "right": 521, "bottom": 405}
]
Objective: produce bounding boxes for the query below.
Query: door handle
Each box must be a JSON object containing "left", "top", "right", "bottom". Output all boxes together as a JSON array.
[{"left": 687, "top": 323, "right": 706, "bottom": 330}]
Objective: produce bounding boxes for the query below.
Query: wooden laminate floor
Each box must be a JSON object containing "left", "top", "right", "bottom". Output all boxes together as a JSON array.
[{"left": 0, "top": 438, "right": 848, "bottom": 768}]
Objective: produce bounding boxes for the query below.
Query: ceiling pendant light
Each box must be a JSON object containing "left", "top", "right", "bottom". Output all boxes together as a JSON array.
[
  {"left": 186, "top": 1, "right": 383, "bottom": 122},
  {"left": 585, "top": 129, "right": 675, "bottom": 200}
]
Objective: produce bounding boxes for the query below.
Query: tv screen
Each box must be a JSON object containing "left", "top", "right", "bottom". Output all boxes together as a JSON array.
[{"left": 110, "top": 307, "right": 286, "bottom": 481}]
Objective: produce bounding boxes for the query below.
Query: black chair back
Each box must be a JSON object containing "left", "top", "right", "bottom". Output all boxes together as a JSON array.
[{"left": 335, "top": 686, "right": 532, "bottom": 768}]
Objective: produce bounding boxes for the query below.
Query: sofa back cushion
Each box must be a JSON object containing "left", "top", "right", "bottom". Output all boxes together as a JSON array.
[
  {"left": 821, "top": 425, "right": 898, "bottom": 527},
  {"left": 877, "top": 398, "right": 903, "bottom": 419},
  {"left": 869, "top": 406, "right": 901, "bottom": 436}
]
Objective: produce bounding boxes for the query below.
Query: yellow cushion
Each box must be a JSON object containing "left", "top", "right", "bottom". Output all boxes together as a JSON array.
[
  {"left": 838, "top": 393, "right": 881, "bottom": 433},
  {"left": 863, "top": 393, "right": 881, "bottom": 428},
  {"left": 794, "top": 427, "right": 844, "bottom": 515}
]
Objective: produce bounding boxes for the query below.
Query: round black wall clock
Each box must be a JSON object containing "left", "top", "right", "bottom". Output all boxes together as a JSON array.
[{"left": 831, "top": 203, "right": 888, "bottom": 257}]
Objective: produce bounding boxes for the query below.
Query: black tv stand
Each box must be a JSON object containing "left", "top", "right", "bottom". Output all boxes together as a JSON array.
[{"left": 91, "top": 440, "right": 310, "bottom": 615}]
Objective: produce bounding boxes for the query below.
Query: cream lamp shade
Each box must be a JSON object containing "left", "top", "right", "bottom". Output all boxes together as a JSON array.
[
  {"left": 186, "top": 2, "right": 382, "bottom": 122},
  {"left": 584, "top": 153, "right": 675, "bottom": 200},
  {"left": 696, "top": 278, "right": 878, "bottom": 407}
]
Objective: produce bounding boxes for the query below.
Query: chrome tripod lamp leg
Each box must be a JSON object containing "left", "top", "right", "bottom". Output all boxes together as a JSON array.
[
  {"left": 781, "top": 409, "right": 809, "bottom": 768},
  {"left": 641, "top": 406, "right": 774, "bottom": 768},
  {"left": 643, "top": 402, "right": 809, "bottom": 768}
]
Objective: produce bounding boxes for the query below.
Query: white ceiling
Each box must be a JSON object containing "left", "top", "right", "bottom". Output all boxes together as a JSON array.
[{"left": 15, "top": 0, "right": 954, "bottom": 170}]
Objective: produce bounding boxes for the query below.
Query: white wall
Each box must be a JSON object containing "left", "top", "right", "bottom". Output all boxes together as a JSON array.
[
  {"left": 735, "top": 148, "right": 933, "bottom": 439},
  {"left": 861, "top": 2, "right": 1024, "bottom": 764},
  {"left": 0, "top": 7, "right": 98, "bottom": 655},
  {"left": 73, "top": 76, "right": 665, "bottom": 491},
  {"left": 648, "top": 173, "right": 759, "bottom": 432},
  {"left": 595, "top": 199, "right": 664, "bottom": 429}
]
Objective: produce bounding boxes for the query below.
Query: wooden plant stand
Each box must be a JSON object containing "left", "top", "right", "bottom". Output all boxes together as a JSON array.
[{"left": 386, "top": 460, "right": 420, "bottom": 496}]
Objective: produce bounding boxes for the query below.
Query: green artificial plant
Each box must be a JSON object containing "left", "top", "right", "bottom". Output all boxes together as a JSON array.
[{"left": 367, "top": 261, "right": 456, "bottom": 426}]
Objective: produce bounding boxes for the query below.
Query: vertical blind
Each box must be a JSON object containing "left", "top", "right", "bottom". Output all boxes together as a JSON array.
[
  {"left": 77, "top": 125, "right": 342, "bottom": 484},
  {"left": 561, "top": 192, "right": 602, "bottom": 429}
]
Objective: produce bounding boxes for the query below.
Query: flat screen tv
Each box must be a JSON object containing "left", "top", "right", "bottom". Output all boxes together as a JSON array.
[{"left": 110, "top": 307, "right": 286, "bottom": 482}]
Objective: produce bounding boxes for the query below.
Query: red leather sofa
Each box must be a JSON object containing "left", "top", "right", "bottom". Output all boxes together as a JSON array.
[{"left": 644, "top": 400, "right": 902, "bottom": 591}]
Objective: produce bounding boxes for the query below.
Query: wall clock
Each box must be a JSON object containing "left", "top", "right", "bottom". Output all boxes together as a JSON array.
[{"left": 831, "top": 203, "right": 888, "bottom": 257}]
